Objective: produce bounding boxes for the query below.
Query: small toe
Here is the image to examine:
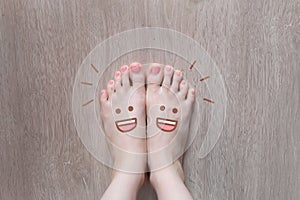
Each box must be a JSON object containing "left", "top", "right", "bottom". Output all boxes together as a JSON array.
[
  {"left": 170, "top": 70, "right": 183, "bottom": 93},
  {"left": 120, "top": 65, "right": 130, "bottom": 88},
  {"left": 100, "top": 89, "right": 108, "bottom": 104},
  {"left": 107, "top": 80, "right": 114, "bottom": 100},
  {"left": 186, "top": 88, "right": 195, "bottom": 103},
  {"left": 114, "top": 71, "right": 122, "bottom": 90},
  {"left": 162, "top": 65, "right": 174, "bottom": 88},
  {"left": 147, "top": 63, "right": 164, "bottom": 90},
  {"left": 129, "top": 62, "right": 145, "bottom": 87},
  {"left": 178, "top": 80, "right": 189, "bottom": 99}
]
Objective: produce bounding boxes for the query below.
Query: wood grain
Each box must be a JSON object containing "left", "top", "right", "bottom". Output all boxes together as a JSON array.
[{"left": 1, "top": 0, "right": 299, "bottom": 199}]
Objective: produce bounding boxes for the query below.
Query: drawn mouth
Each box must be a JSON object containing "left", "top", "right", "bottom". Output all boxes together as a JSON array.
[
  {"left": 156, "top": 117, "right": 178, "bottom": 132},
  {"left": 115, "top": 118, "right": 137, "bottom": 133}
]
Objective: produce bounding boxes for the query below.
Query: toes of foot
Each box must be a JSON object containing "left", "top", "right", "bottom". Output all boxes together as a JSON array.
[
  {"left": 100, "top": 89, "right": 108, "bottom": 104},
  {"left": 147, "top": 63, "right": 164, "bottom": 86},
  {"left": 130, "top": 62, "right": 142, "bottom": 73},
  {"left": 178, "top": 79, "right": 189, "bottom": 99},
  {"left": 114, "top": 71, "right": 122, "bottom": 90},
  {"left": 162, "top": 65, "right": 174, "bottom": 88},
  {"left": 129, "top": 62, "right": 145, "bottom": 86},
  {"left": 120, "top": 65, "right": 130, "bottom": 87},
  {"left": 107, "top": 79, "right": 115, "bottom": 99},
  {"left": 170, "top": 69, "right": 183, "bottom": 92},
  {"left": 186, "top": 88, "right": 195, "bottom": 103}
]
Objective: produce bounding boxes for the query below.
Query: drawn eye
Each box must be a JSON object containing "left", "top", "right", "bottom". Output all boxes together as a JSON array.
[
  {"left": 115, "top": 108, "right": 121, "bottom": 114},
  {"left": 160, "top": 105, "right": 165, "bottom": 111},
  {"left": 128, "top": 106, "right": 134, "bottom": 111},
  {"left": 172, "top": 108, "right": 178, "bottom": 114}
]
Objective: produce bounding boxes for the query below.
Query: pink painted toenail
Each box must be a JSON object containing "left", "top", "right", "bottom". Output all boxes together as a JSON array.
[
  {"left": 181, "top": 80, "right": 186, "bottom": 85},
  {"left": 176, "top": 70, "right": 181, "bottom": 76},
  {"left": 101, "top": 90, "right": 106, "bottom": 94},
  {"left": 191, "top": 89, "right": 195, "bottom": 94},
  {"left": 151, "top": 66, "right": 161, "bottom": 74},
  {"left": 121, "top": 65, "right": 128, "bottom": 72},
  {"left": 115, "top": 71, "right": 121, "bottom": 77},
  {"left": 166, "top": 65, "right": 172, "bottom": 71},
  {"left": 131, "top": 64, "right": 140, "bottom": 72},
  {"left": 109, "top": 80, "right": 114, "bottom": 85}
]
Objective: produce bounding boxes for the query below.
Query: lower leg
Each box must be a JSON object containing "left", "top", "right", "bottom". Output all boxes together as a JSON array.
[{"left": 101, "top": 171, "right": 144, "bottom": 200}]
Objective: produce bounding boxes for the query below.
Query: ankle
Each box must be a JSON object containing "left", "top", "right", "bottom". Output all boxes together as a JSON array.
[{"left": 150, "top": 160, "right": 184, "bottom": 189}]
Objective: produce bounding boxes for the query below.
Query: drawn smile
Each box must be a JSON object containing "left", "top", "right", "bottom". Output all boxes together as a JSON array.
[
  {"left": 156, "top": 117, "right": 178, "bottom": 132},
  {"left": 115, "top": 118, "right": 137, "bottom": 133}
]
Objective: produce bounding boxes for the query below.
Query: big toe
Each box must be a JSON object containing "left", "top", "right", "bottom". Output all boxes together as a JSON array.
[
  {"left": 147, "top": 63, "right": 164, "bottom": 90},
  {"left": 129, "top": 62, "right": 145, "bottom": 88}
]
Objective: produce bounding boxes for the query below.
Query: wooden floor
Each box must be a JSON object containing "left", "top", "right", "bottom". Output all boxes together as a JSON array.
[{"left": 1, "top": 0, "right": 299, "bottom": 199}]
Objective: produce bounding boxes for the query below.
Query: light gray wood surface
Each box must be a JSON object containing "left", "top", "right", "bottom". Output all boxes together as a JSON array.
[{"left": 1, "top": 0, "right": 299, "bottom": 199}]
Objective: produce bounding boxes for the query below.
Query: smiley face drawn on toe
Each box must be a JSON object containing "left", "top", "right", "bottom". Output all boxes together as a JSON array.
[
  {"left": 114, "top": 106, "right": 137, "bottom": 133},
  {"left": 156, "top": 105, "right": 179, "bottom": 132}
]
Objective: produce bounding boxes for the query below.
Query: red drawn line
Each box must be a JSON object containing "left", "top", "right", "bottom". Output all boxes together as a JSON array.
[
  {"left": 90, "top": 64, "right": 99, "bottom": 73},
  {"left": 81, "top": 82, "right": 93, "bottom": 86},
  {"left": 203, "top": 98, "right": 214, "bottom": 104},
  {"left": 200, "top": 76, "right": 210, "bottom": 82},
  {"left": 189, "top": 60, "right": 196, "bottom": 70},
  {"left": 82, "top": 99, "right": 94, "bottom": 107}
]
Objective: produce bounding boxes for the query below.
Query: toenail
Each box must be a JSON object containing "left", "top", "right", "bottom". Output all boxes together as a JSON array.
[
  {"left": 101, "top": 90, "right": 106, "bottom": 94},
  {"left": 175, "top": 70, "right": 181, "bottom": 76},
  {"left": 166, "top": 65, "right": 172, "bottom": 71},
  {"left": 151, "top": 66, "right": 161, "bottom": 74},
  {"left": 109, "top": 80, "right": 114, "bottom": 85},
  {"left": 181, "top": 80, "right": 186, "bottom": 85},
  {"left": 191, "top": 89, "right": 195, "bottom": 94},
  {"left": 115, "top": 71, "right": 121, "bottom": 77},
  {"left": 131, "top": 64, "right": 141, "bottom": 72},
  {"left": 121, "top": 65, "right": 128, "bottom": 72}
]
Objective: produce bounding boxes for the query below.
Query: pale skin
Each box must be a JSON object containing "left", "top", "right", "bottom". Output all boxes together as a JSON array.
[{"left": 100, "top": 62, "right": 194, "bottom": 200}]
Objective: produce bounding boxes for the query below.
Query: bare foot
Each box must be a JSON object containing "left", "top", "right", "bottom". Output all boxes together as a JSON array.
[
  {"left": 99, "top": 62, "right": 147, "bottom": 173},
  {"left": 146, "top": 63, "right": 195, "bottom": 171}
]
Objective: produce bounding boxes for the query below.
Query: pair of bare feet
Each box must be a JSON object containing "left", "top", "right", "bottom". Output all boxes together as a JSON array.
[{"left": 100, "top": 62, "right": 194, "bottom": 200}]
